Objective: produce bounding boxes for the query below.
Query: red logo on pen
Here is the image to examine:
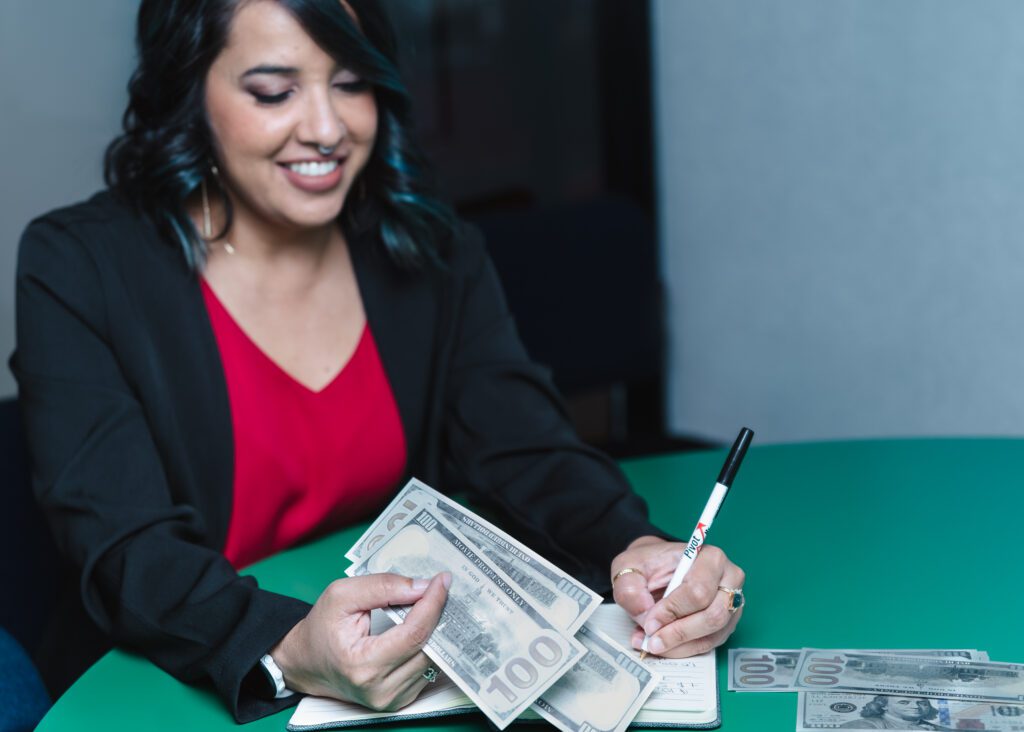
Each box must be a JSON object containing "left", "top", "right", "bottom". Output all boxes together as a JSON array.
[{"left": 683, "top": 522, "right": 709, "bottom": 559}]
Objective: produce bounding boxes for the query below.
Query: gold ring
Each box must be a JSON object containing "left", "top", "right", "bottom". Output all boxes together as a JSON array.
[
  {"left": 612, "top": 567, "right": 644, "bottom": 584},
  {"left": 718, "top": 585, "right": 745, "bottom": 613}
]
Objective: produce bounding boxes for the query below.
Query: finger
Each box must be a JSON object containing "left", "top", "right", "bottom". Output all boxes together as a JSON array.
[
  {"left": 386, "top": 673, "right": 433, "bottom": 712},
  {"left": 371, "top": 572, "right": 450, "bottom": 666},
  {"left": 645, "top": 607, "right": 743, "bottom": 659},
  {"left": 642, "top": 546, "right": 727, "bottom": 637},
  {"left": 389, "top": 650, "right": 434, "bottom": 684},
  {"left": 365, "top": 654, "right": 436, "bottom": 714},
  {"left": 644, "top": 587, "right": 736, "bottom": 655},
  {"left": 384, "top": 651, "right": 436, "bottom": 707},
  {"left": 611, "top": 568, "right": 654, "bottom": 623},
  {"left": 331, "top": 573, "right": 434, "bottom": 614}
]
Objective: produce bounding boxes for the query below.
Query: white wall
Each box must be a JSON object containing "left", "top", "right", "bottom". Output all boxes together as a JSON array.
[
  {"left": 0, "top": 1, "right": 136, "bottom": 397},
  {"left": 654, "top": 0, "right": 1024, "bottom": 444}
]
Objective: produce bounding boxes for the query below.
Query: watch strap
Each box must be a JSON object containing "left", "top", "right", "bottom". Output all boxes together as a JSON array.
[{"left": 259, "top": 653, "right": 295, "bottom": 699}]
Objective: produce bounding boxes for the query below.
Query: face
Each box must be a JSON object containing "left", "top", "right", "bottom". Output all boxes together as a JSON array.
[
  {"left": 203, "top": 0, "right": 377, "bottom": 232},
  {"left": 885, "top": 696, "right": 930, "bottom": 721}
]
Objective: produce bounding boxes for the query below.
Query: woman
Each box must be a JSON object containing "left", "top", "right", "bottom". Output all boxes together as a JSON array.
[{"left": 13, "top": 0, "right": 745, "bottom": 723}]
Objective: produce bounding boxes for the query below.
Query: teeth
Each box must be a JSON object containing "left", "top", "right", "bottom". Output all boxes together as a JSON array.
[{"left": 288, "top": 160, "right": 339, "bottom": 177}]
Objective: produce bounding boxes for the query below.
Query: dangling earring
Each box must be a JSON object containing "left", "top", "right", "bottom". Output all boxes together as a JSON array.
[
  {"left": 201, "top": 175, "right": 213, "bottom": 239},
  {"left": 203, "top": 164, "right": 235, "bottom": 254}
]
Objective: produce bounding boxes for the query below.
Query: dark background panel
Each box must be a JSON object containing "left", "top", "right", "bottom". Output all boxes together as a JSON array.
[{"left": 382, "top": 0, "right": 712, "bottom": 455}]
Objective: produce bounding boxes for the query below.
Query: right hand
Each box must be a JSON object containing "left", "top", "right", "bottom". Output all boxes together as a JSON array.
[{"left": 270, "top": 572, "right": 451, "bottom": 711}]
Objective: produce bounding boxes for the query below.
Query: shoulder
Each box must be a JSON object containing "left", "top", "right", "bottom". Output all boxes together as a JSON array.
[
  {"left": 18, "top": 189, "right": 177, "bottom": 280},
  {"left": 440, "top": 220, "right": 491, "bottom": 280},
  {"left": 22, "top": 189, "right": 148, "bottom": 244},
  {"left": 357, "top": 219, "right": 491, "bottom": 290}
]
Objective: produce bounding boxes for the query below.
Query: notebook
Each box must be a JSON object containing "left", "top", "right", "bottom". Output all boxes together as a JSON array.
[{"left": 287, "top": 603, "right": 720, "bottom": 730}]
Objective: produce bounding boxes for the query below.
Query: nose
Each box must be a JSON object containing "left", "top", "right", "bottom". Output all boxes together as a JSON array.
[{"left": 298, "top": 86, "right": 345, "bottom": 153}]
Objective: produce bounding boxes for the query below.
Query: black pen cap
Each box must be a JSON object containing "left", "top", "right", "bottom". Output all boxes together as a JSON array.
[{"left": 717, "top": 427, "right": 754, "bottom": 487}]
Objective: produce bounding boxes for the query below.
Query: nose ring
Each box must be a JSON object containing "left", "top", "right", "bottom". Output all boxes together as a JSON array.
[{"left": 317, "top": 144, "right": 335, "bottom": 157}]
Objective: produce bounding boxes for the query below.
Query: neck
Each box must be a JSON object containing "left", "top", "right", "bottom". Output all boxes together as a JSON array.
[
  {"left": 216, "top": 212, "right": 337, "bottom": 268},
  {"left": 190, "top": 197, "right": 350, "bottom": 297}
]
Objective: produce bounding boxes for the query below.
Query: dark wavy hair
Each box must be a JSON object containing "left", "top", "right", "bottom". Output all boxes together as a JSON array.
[{"left": 104, "top": 0, "right": 456, "bottom": 269}]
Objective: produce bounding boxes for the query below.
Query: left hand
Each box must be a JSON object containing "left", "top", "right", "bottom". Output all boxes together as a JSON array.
[{"left": 611, "top": 535, "right": 745, "bottom": 658}]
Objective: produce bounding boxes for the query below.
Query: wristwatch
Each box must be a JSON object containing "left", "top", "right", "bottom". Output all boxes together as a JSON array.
[{"left": 258, "top": 653, "right": 295, "bottom": 699}]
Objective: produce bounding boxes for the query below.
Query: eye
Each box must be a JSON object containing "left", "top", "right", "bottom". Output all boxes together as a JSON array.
[
  {"left": 335, "top": 79, "right": 370, "bottom": 94},
  {"left": 250, "top": 90, "right": 292, "bottom": 105},
  {"left": 334, "top": 70, "right": 370, "bottom": 94}
]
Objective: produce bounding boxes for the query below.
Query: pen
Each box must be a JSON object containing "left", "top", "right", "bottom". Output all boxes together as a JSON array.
[{"left": 640, "top": 427, "right": 753, "bottom": 660}]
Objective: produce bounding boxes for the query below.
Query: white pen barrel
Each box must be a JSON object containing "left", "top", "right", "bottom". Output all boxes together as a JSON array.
[{"left": 664, "top": 481, "right": 730, "bottom": 595}]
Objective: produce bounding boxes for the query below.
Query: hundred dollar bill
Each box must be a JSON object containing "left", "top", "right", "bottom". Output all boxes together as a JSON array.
[
  {"left": 792, "top": 652, "right": 1024, "bottom": 704},
  {"left": 347, "top": 505, "right": 585, "bottom": 730},
  {"left": 728, "top": 649, "right": 802, "bottom": 691},
  {"left": 528, "top": 623, "right": 660, "bottom": 732},
  {"left": 797, "top": 690, "right": 1024, "bottom": 730},
  {"left": 347, "top": 478, "right": 602, "bottom": 633},
  {"left": 729, "top": 649, "right": 984, "bottom": 692}
]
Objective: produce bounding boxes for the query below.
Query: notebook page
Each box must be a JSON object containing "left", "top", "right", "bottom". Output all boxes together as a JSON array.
[{"left": 590, "top": 604, "right": 716, "bottom": 713}]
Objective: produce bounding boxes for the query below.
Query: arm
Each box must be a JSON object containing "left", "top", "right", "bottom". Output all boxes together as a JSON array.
[
  {"left": 440, "top": 228, "right": 669, "bottom": 590},
  {"left": 440, "top": 229, "right": 745, "bottom": 656},
  {"left": 14, "top": 216, "right": 453, "bottom": 719},
  {"left": 13, "top": 218, "right": 309, "bottom": 721}
]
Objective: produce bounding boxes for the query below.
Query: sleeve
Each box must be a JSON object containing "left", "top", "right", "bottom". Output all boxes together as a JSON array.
[
  {"left": 11, "top": 218, "right": 310, "bottom": 723},
  {"left": 441, "top": 227, "right": 674, "bottom": 593}
]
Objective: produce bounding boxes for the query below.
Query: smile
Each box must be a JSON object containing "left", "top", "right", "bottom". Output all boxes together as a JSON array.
[{"left": 286, "top": 160, "right": 339, "bottom": 177}]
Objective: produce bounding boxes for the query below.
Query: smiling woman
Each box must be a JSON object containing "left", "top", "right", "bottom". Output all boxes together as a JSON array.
[
  {"left": 12, "top": 0, "right": 746, "bottom": 725},
  {"left": 105, "top": 0, "right": 452, "bottom": 269},
  {"left": 201, "top": 2, "right": 377, "bottom": 231}
]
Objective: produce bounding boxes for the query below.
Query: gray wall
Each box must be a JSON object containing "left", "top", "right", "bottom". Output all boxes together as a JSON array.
[
  {"left": 654, "top": 0, "right": 1024, "bottom": 444},
  {"left": 0, "top": 1, "right": 136, "bottom": 397},
  {"left": 7, "top": 1, "right": 1024, "bottom": 446}
]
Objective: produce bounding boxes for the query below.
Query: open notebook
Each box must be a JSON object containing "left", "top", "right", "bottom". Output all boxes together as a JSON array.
[{"left": 287, "top": 603, "right": 720, "bottom": 730}]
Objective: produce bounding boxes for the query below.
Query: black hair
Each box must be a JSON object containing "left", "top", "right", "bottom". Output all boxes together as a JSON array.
[{"left": 104, "top": 0, "right": 456, "bottom": 269}]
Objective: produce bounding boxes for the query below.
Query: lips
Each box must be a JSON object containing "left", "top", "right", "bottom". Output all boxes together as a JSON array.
[
  {"left": 278, "top": 158, "right": 346, "bottom": 193},
  {"left": 286, "top": 159, "right": 339, "bottom": 177}
]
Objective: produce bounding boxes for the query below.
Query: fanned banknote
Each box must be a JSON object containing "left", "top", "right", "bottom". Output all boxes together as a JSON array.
[
  {"left": 528, "top": 623, "right": 660, "bottom": 732},
  {"left": 797, "top": 691, "right": 1024, "bottom": 730},
  {"left": 728, "top": 649, "right": 985, "bottom": 692},
  {"left": 347, "top": 505, "right": 585, "bottom": 729},
  {"left": 791, "top": 652, "right": 1024, "bottom": 704},
  {"left": 287, "top": 604, "right": 719, "bottom": 731},
  {"left": 346, "top": 478, "right": 602, "bottom": 633}
]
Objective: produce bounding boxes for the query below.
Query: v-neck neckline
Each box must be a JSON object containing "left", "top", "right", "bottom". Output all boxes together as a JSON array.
[{"left": 200, "top": 277, "right": 368, "bottom": 395}]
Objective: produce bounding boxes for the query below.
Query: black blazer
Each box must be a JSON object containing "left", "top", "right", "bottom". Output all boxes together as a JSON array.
[{"left": 12, "top": 191, "right": 664, "bottom": 722}]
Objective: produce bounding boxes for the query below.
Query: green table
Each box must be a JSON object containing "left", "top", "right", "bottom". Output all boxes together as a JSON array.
[{"left": 37, "top": 439, "right": 1024, "bottom": 730}]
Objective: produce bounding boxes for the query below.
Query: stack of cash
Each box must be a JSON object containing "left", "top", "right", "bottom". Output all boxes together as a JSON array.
[
  {"left": 344, "top": 478, "right": 660, "bottom": 732},
  {"left": 729, "top": 648, "right": 1024, "bottom": 730}
]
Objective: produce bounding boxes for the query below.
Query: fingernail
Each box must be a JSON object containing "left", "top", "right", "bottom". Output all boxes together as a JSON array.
[
  {"left": 644, "top": 620, "right": 661, "bottom": 637},
  {"left": 648, "top": 636, "right": 666, "bottom": 655},
  {"left": 411, "top": 578, "right": 430, "bottom": 591},
  {"left": 441, "top": 572, "right": 452, "bottom": 589}
]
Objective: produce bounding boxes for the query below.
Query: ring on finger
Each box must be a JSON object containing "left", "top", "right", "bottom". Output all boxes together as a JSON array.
[
  {"left": 612, "top": 567, "right": 644, "bottom": 584},
  {"left": 718, "top": 585, "right": 745, "bottom": 613},
  {"left": 422, "top": 667, "right": 439, "bottom": 683}
]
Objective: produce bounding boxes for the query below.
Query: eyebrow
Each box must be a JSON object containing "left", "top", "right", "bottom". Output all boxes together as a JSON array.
[{"left": 241, "top": 64, "right": 300, "bottom": 79}]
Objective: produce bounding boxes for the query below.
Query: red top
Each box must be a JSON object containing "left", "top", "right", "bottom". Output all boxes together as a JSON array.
[{"left": 201, "top": 280, "right": 406, "bottom": 568}]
